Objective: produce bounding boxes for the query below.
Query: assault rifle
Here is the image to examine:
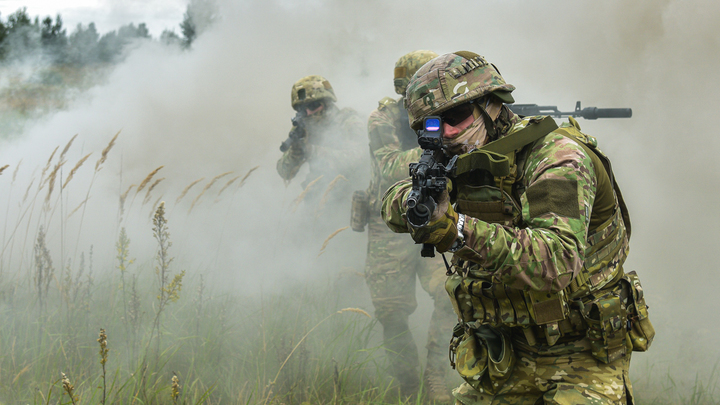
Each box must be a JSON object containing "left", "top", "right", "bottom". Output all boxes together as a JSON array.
[
  {"left": 279, "top": 110, "right": 308, "bottom": 152},
  {"left": 406, "top": 116, "right": 457, "bottom": 258},
  {"left": 508, "top": 101, "right": 632, "bottom": 119}
]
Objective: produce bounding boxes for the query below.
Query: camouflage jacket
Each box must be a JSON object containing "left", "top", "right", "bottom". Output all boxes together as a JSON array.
[
  {"left": 277, "top": 104, "right": 366, "bottom": 187},
  {"left": 382, "top": 115, "right": 615, "bottom": 293},
  {"left": 367, "top": 97, "right": 421, "bottom": 214}
]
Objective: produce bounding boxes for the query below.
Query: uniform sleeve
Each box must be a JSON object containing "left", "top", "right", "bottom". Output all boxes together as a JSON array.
[
  {"left": 368, "top": 108, "right": 422, "bottom": 185},
  {"left": 456, "top": 134, "right": 597, "bottom": 293},
  {"left": 380, "top": 178, "right": 413, "bottom": 234},
  {"left": 276, "top": 144, "right": 306, "bottom": 181}
]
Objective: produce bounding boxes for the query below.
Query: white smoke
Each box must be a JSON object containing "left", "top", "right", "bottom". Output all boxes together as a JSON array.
[{"left": 1, "top": 0, "right": 718, "bottom": 397}]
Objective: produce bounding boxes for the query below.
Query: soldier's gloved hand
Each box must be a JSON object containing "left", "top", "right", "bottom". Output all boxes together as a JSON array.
[
  {"left": 288, "top": 141, "right": 308, "bottom": 161},
  {"left": 407, "top": 188, "right": 459, "bottom": 253}
]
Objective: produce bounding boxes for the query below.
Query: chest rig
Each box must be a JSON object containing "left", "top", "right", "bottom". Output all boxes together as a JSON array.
[{"left": 445, "top": 116, "right": 631, "bottom": 346}]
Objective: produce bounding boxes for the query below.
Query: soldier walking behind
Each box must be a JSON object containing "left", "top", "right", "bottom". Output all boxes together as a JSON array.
[{"left": 382, "top": 51, "right": 655, "bottom": 404}]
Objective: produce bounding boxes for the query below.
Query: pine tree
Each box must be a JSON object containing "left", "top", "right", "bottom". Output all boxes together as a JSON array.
[{"left": 179, "top": 0, "right": 218, "bottom": 49}]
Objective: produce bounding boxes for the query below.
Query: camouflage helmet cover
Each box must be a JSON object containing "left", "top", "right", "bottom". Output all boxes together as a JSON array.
[
  {"left": 291, "top": 75, "right": 337, "bottom": 109},
  {"left": 394, "top": 50, "right": 439, "bottom": 95},
  {"left": 404, "top": 51, "right": 516, "bottom": 130}
]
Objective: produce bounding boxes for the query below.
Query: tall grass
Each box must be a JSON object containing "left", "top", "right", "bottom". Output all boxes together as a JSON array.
[
  {"left": 0, "top": 138, "right": 407, "bottom": 404},
  {"left": 0, "top": 131, "right": 714, "bottom": 405}
]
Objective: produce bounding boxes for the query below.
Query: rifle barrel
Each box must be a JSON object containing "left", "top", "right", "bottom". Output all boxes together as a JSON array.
[
  {"left": 580, "top": 107, "right": 632, "bottom": 119},
  {"left": 508, "top": 103, "right": 632, "bottom": 119}
]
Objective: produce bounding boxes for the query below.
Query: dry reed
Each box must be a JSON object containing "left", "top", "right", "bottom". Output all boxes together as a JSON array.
[
  {"left": 238, "top": 165, "right": 259, "bottom": 186},
  {"left": 316, "top": 174, "right": 347, "bottom": 214},
  {"left": 337, "top": 307, "right": 372, "bottom": 318},
  {"left": 45, "top": 161, "right": 66, "bottom": 204},
  {"left": 214, "top": 175, "right": 241, "bottom": 200},
  {"left": 59, "top": 134, "right": 78, "bottom": 164},
  {"left": 11, "top": 158, "right": 21, "bottom": 181},
  {"left": 120, "top": 185, "right": 135, "bottom": 208},
  {"left": 0, "top": 164, "right": 8, "bottom": 175},
  {"left": 291, "top": 175, "right": 323, "bottom": 213},
  {"left": 176, "top": 178, "right": 204, "bottom": 204},
  {"left": 188, "top": 171, "right": 232, "bottom": 213},
  {"left": 22, "top": 179, "right": 34, "bottom": 204},
  {"left": 40, "top": 146, "right": 59, "bottom": 186},
  {"left": 317, "top": 226, "right": 349, "bottom": 257},
  {"left": 95, "top": 131, "right": 119, "bottom": 171},
  {"left": 262, "top": 306, "right": 371, "bottom": 405},
  {"left": 63, "top": 153, "right": 92, "bottom": 189},
  {"left": 142, "top": 178, "right": 165, "bottom": 205},
  {"left": 67, "top": 198, "right": 88, "bottom": 219},
  {"left": 136, "top": 166, "right": 164, "bottom": 194}
]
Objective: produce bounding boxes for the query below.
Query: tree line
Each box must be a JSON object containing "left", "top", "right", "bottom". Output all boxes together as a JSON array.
[{"left": 0, "top": 2, "right": 216, "bottom": 66}]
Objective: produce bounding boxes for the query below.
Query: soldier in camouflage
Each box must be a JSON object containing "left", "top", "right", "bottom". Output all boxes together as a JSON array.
[
  {"left": 381, "top": 52, "right": 654, "bottom": 404},
  {"left": 277, "top": 75, "right": 365, "bottom": 202},
  {"left": 363, "top": 50, "right": 456, "bottom": 402}
]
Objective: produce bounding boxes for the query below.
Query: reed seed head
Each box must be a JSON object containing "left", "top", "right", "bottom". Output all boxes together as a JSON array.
[
  {"left": 98, "top": 328, "right": 109, "bottom": 365},
  {"left": 171, "top": 373, "right": 181, "bottom": 402},
  {"left": 61, "top": 372, "right": 78, "bottom": 403}
]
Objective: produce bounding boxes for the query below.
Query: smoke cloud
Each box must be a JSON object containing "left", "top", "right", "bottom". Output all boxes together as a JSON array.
[{"left": 1, "top": 0, "right": 718, "bottom": 395}]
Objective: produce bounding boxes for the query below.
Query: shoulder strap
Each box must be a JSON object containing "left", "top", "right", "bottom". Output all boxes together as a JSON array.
[
  {"left": 452, "top": 116, "right": 558, "bottom": 177},
  {"left": 482, "top": 116, "right": 558, "bottom": 155}
]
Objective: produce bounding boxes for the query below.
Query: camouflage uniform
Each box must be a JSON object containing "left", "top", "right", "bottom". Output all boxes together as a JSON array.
[
  {"left": 277, "top": 75, "right": 366, "bottom": 204},
  {"left": 365, "top": 94, "right": 456, "bottom": 400},
  {"left": 381, "top": 52, "right": 654, "bottom": 405}
]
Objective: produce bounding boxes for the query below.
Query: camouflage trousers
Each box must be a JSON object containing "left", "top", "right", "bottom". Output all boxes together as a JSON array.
[
  {"left": 365, "top": 217, "right": 456, "bottom": 396},
  {"left": 453, "top": 332, "right": 634, "bottom": 405}
]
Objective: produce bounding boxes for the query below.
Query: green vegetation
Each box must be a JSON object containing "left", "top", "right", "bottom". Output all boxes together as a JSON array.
[
  {"left": 0, "top": 135, "right": 715, "bottom": 405},
  {"left": 0, "top": 1, "right": 217, "bottom": 138},
  {"left": 0, "top": 135, "right": 411, "bottom": 404}
]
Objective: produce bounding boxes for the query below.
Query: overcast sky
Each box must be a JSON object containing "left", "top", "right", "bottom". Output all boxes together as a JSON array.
[{"left": 0, "top": 0, "right": 186, "bottom": 37}]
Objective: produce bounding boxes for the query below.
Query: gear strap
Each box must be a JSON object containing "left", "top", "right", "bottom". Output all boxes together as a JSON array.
[{"left": 451, "top": 117, "right": 558, "bottom": 178}]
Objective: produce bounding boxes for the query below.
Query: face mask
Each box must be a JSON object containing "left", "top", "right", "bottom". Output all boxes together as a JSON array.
[{"left": 442, "top": 99, "right": 503, "bottom": 155}]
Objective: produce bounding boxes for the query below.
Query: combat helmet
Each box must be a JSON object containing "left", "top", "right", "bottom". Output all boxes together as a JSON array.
[
  {"left": 291, "top": 75, "right": 337, "bottom": 110},
  {"left": 404, "top": 51, "right": 515, "bottom": 130},
  {"left": 394, "top": 50, "right": 439, "bottom": 96}
]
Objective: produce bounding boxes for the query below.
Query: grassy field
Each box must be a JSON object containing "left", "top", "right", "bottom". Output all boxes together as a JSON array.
[
  {"left": 0, "top": 126, "right": 415, "bottom": 404},
  {"left": 0, "top": 71, "right": 718, "bottom": 405}
]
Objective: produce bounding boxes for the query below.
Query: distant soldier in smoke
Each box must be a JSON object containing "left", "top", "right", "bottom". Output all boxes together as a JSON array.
[
  {"left": 277, "top": 74, "right": 365, "bottom": 205},
  {"left": 354, "top": 50, "right": 455, "bottom": 402},
  {"left": 382, "top": 51, "right": 654, "bottom": 404}
]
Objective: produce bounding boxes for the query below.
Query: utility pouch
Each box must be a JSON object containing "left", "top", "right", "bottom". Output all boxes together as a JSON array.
[
  {"left": 450, "top": 324, "right": 514, "bottom": 396},
  {"left": 582, "top": 290, "right": 630, "bottom": 364},
  {"left": 477, "top": 326, "right": 515, "bottom": 385},
  {"left": 623, "top": 271, "right": 655, "bottom": 352},
  {"left": 350, "top": 190, "right": 370, "bottom": 232},
  {"left": 452, "top": 326, "right": 488, "bottom": 386}
]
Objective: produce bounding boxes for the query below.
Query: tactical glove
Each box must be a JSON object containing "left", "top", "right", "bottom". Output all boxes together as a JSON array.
[
  {"left": 407, "top": 188, "right": 459, "bottom": 253},
  {"left": 288, "top": 141, "right": 308, "bottom": 161}
]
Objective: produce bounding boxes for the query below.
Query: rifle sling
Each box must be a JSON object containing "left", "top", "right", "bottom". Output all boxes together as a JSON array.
[{"left": 453, "top": 117, "right": 558, "bottom": 177}]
